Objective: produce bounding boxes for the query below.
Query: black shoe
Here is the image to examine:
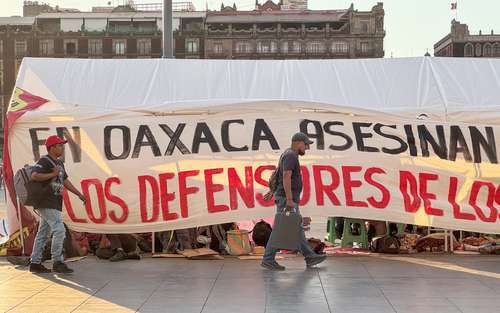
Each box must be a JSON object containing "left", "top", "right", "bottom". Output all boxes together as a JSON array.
[
  {"left": 52, "top": 261, "right": 74, "bottom": 274},
  {"left": 109, "top": 248, "right": 127, "bottom": 262},
  {"left": 126, "top": 252, "right": 141, "bottom": 260},
  {"left": 305, "top": 254, "right": 327, "bottom": 268},
  {"left": 261, "top": 260, "right": 286, "bottom": 271},
  {"left": 29, "top": 263, "right": 51, "bottom": 273}
]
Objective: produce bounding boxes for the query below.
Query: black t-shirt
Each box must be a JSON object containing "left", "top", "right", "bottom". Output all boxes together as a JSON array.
[
  {"left": 32, "top": 155, "right": 68, "bottom": 211},
  {"left": 274, "top": 149, "right": 302, "bottom": 203}
]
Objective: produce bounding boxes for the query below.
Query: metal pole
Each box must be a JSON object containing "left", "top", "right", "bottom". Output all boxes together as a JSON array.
[
  {"left": 163, "top": 0, "right": 173, "bottom": 58},
  {"left": 15, "top": 196, "right": 25, "bottom": 255}
]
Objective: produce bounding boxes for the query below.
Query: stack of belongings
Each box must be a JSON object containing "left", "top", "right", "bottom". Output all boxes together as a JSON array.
[
  {"left": 462, "top": 236, "right": 500, "bottom": 255},
  {"left": 415, "top": 233, "right": 460, "bottom": 252},
  {"left": 398, "top": 234, "right": 420, "bottom": 254}
]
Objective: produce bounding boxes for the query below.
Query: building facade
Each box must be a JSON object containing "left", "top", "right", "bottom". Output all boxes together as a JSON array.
[
  {"left": 205, "top": 1, "right": 385, "bottom": 60},
  {"left": 434, "top": 20, "right": 500, "bottom": 57},
  {"left": 0, "top": 5, "right": 204, "bottom": 132},
  {"left": 0, "top": 1, "right": 385, "bottom": 149}
]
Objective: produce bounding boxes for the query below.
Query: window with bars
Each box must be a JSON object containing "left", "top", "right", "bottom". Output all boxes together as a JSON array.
[
  {"left": 64, "top": 40, "right": 78, "bottom": 56},
  {"left": 89, "top": 39, "right": 103, "bottom": 56},
  {"left": 213, "top": 42, "right": 223, "bottom": 54},
  {"left": 186, "top": 40, "right": 199, "bottom": 53},
  {"left": 114, "top": 40, "right": 126, "bottom": 56},
  {"left": 235, "top": 41, "right": 251, "bottom": 53},
  {"left": 281, "top": 41, "right": 288, "bottom": 53},
  {"left": 15, "top": 40, "right": 27, "bottom": 58},
  {"left": 494, "top": 43, "right": 500, "bottom": 56},
  {"left": 464, "top": 43, "right": 474, "bottom": 57},
  {"left": 292, "top": 41, "right": 301, "bottom": 53},
  {"left": 39, "top": 40, "right": 54, "bottom": 56},
  {"left": 137, "top": 39, "right": 151, "bottom": 56},
  {"left": 484, "top": 44, "right": 492, "bottom": 57},
  {"left": 306, "top": 41, "right": 325, "bottom": 53},
  {"left": 360, "top": 42, "right": 370, "bottom": 53},
  {"left": 475, "top": 44, "right": 482, "bottom": 57},
  {"left": 257, "top": 41, "right": 277, "bottom": 53},
  {"left": 331, "top": 41, "right": 349, "bottom": 53}
]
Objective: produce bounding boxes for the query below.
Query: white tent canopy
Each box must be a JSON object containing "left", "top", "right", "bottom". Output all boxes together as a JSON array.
[{"left": 15, "top": 57, "right": 500, "bottom": 124}]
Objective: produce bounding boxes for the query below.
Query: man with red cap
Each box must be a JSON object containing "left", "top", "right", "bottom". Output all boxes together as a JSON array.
[{"left": 29, "top": 135, "right": 86, "bottom": 274}]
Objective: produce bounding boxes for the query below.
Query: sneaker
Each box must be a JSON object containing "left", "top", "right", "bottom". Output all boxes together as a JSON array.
[
  {"left": 126, "top": 252, "right": 141, "bottom": 260},
  {"left": 305, "top": 254, "right": 327, "bottom": 268},
  {"left": 52, "top": 261, "right": 74, "bottom": 274},
  {"left": 261, "top": 260, "right": 286, "bottom": 271},
  {"left": 109, "top": 248, "right": 127, "bottom": 262},
  {"left": 29, "top": 263, "right": 51, "bottom": 273}
]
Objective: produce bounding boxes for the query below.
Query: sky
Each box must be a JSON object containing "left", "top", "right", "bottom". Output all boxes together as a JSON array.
[{"left": 1, "top": 0, "right": 499, "bottom": 57}]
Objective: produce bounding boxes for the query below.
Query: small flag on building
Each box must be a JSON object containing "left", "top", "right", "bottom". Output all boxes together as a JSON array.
[{"left": 451, "top": 2, "right": 457, "bottom": 10}]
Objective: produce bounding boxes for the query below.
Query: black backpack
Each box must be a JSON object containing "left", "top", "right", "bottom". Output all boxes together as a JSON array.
[
  {"left": 252, "top": 220, "right": 272, "bottom": 247},
  {"left": 371, "top": 235, "right": 400, "bottom": 254}
]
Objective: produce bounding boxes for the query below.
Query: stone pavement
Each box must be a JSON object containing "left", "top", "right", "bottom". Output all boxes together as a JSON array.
[{"left": 0, "top": 254, "right": 499, "bottom": 313}]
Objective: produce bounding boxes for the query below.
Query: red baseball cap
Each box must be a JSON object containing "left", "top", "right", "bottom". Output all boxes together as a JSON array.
[{"left": 45, "top": 135, "right": 67, "bottom": 148}]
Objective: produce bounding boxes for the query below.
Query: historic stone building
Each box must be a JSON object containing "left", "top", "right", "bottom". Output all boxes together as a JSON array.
[
  {"left": 204, "top": 1, "right": 385, "bottom": 59},
  {"left": 0, "top": 1, "right": 385, "bottom": 147},
  {"left": 434, "top": 20, "right": 500, "bottom": 57},
  {"left": 0, "top": 3, "right": 204, "bottom": 145}
]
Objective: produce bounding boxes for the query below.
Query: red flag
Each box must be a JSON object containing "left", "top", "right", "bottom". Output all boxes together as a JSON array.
[
  {"left": 451, "top": 2, "right": 457, "bottom": 10},
  {"left": 3, "top": 88, "right": 49, "bottom": 237}
]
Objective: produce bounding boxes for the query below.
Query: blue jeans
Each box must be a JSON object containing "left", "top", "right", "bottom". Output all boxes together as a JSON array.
[
  {"left": 30, "top": 208, "right": 66, "bottom": 264},
  {"left": 263, "top": 196, "right": 316, "bottom": 262}
]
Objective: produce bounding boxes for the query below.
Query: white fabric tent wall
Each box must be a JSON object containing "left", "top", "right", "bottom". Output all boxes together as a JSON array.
[{"left": 14, "top": 57, "right": 500, "bottom": 124}]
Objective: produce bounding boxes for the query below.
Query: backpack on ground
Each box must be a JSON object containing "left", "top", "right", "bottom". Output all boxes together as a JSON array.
[
  {"left": 307, "top": 238, "right": 326, "bottom": 254},
  {"left": 226, "top": 229, "right": 252, "bottom": 256},
  {"left": 251, "top": 220, "right": 272, "bottom": 247},
  {"left": 371, "top": 235, "right": 400, "bottom": 254}
]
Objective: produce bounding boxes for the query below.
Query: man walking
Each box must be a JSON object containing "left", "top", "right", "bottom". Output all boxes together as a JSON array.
[
  {"left": 29, "top": 135, "right": 86, "bottom": 274},
  {"left": 261, "top": 132, "right": 327, "bottom": 271}
]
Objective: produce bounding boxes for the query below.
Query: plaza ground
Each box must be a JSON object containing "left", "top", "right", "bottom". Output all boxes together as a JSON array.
[{"left": 0, "top": 254, "right": 499, "bottom": 313}]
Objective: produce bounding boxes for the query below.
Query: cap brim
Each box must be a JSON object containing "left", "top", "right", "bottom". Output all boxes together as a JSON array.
[{"left": 305, "top": 140, "right": 314, "bottom": 145}]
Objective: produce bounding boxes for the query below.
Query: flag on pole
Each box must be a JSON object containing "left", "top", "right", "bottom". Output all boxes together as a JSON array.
[{"left": 451, "top": 2, "right": 457, "bottom": 10}]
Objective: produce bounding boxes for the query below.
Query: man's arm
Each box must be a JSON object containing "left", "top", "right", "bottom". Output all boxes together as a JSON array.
[
  {"left": 64, "top": 179, "right": 86, "bottom": 203},
  {"left": 283, "top": 170, "right": 294, "bottom": 208},
  {"left": 31, "top": 166, "right": 60, "bottom": 182}
]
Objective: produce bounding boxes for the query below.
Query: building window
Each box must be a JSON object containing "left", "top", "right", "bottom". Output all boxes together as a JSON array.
[
  {"left": 113, "top": 40, "right": 126, "bottom": 56},
  {"left": 64, "top": 39, "right": 78, "bottom": 56},
  {"left": 235, "top": 41, "right": 251, "bottom": 53},
  {"left": 39, "top": 40, "right": 54, "bottom": 56},
  {"left": 257, "top": 41, "right": 277, "bottom": 53},
  {"left": 306, "top": 41, "right": 325, "bottom": 53},
  {"left": 475, "top": 43, "right": 482, "bottom": 57},
  {"left": 292, "top": 41, "right": 301, "bottom": 53},
  {"left": 484, "top": 43, "right": 492, "bottom": 57},
  {"left": 361, "top": 42, "right": 370, "bottom": 53},
  {"left": 0, "top": 40, "right": 3, "bottom": 57},
  {"left": 464, "top": 43, "right": 474, "bottom": 57},
  {"left": 361, "top": 22, "right": 369, "bottom": 33},
  {"left": 88, "top": 39, "right": 103, "bottom": 56},
  {"left": 213, "top": 42, "right": 223, "bottom": 54},
  {"left": 137, "top": 39, "right": 151, "bottom": 56},
  {"left": 186, "top": 39, "right": 199, "bottom": 53},
  {"left": 493, "top": 43, "right": 500, "bottom": 57},
  {"left": 332, "top": 41, "right": 349, "bottom": 53},
  {"left": 15, "top": 40, "right": 27, "bottom": 58},
  {"left": 281, "top": 41, "right": 288, "bottom": 53}
]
